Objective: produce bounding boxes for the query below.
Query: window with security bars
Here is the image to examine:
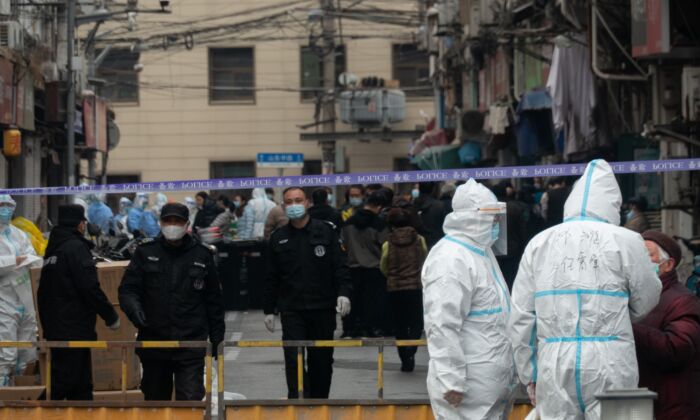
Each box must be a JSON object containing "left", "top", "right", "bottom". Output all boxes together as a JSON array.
[
  {"left": 392, "top": 43, "right": 432, "bottom": 97},
  {"left": 300, "top": 45, "right": 346, "bottom": 101},
  {"left": 98, "top": 48, "right": 140, "bottom": 104},
  {"left": 209, "top": 47, "right": 255, "bottom": 103}
]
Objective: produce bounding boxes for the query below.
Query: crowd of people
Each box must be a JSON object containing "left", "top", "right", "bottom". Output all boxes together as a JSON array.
[{"left": 0, "top": 161, "right": 698, "bottom": 420}]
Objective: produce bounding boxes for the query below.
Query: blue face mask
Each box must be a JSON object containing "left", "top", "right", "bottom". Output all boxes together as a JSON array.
[
  {"left": 491, "top": 223, "right": 500, "bottom": 242},
  {"left": 411, "top": 189, "right": 420, "bottom": 199},
  {"left": 349, "top": 197, "right": 363, "bottom": 207},
  {"left": 0, "top": 207, "right": 14, "bottom": 224},
  {"left": 285, "top": 204, "right": 306, "bottom": 220},
  {"left": 328, "top": 194, "right": 334, "bottom": 203},
  {"left": 233, "top": 200, "right": 242, "bottom": 209}
]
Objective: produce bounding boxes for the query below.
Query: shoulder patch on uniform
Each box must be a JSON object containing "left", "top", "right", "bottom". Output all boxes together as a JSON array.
[
  {"left": 279, "top": 239, "right": 289, "bottom": 244},
  {"left": 147, "top": 256, "right": 159, "bottom": 262},
  {"left": 322, "top": 220, "right": 337, "bottom": 230},
  {"left": 199, "top": 243, "right": 217, "bottom": 254}
]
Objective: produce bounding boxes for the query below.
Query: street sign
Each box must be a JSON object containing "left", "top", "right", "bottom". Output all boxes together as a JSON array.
[{"left": 256, "top": 153, "right": 304, "bottom": 168}]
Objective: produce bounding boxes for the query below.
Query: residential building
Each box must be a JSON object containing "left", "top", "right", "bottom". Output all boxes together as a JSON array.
[{"left": 101, "top": 0, "right": 432, "bottom": 201}]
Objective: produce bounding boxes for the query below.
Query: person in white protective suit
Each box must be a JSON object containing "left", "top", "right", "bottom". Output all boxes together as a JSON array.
[
  {"left": 184, "top": 197, "right": 198, "bottom": 227},
  {"left": 509, "top": 159, "right": 662, "bottom": 420},
  {"left": 112, "top": 197, "right": 132, "bottom": 237},
  {"left": 422, "top": 179, "right": 515, "bottom": 420},
  {"left": 0, "top": 195, "right": 42, "bottom": 385},
  {"left": 238, "top": 188, "right": 276, "bottom": 239}
]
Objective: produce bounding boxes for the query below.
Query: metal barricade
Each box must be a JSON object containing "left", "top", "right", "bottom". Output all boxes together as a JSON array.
[
  {"left": 0, "top": 340, "right": 213, "bottom": 420},
  {"left": 216, "top": 339, "right": 428, "bottom": 419}
]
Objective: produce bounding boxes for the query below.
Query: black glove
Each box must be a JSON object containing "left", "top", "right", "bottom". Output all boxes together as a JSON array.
[{"left": 132, "top": 309, "right": 148, "bottom": 329}]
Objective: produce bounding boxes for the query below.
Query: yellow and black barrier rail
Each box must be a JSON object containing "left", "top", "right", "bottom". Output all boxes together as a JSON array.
[
  {"left": 0, "top": 340, "right": 213, "bottom": 420},
  {"left": 216, "top": 339, "right": 428, "bottom": 419}
]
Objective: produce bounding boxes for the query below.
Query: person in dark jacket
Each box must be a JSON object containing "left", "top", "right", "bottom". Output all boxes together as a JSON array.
[
  {"left": 634, "top": 230, "right": 700, "bottom": 420},
  {"left": 492, "top": 181, "right": 528, "bottom": 290},
  {"left": 263, "top": 187, "right": 352, "bottom": 399},
  {"left": 193, "top": 191, "right": 223, "bottom": 230},
  {"left": 541, "top": 177, "right": 571, "bottom": 227},
  {"left": 380, "top": 208, "right": 427, "bottom": 372},
  {"left": 413, "top": 182, "right": 447, "bottom": 249},
  {"left": 119, "top": 203, "right": 225, "bottom": 401},
  {"left": 308, "top": 188, "right": 342, "bottom": 231},
  {"left": 38, "top": 204, "right": 119, "bottom": 400},
  {"left": 342, "top": 192, "right": 389, "bottom": 337}
]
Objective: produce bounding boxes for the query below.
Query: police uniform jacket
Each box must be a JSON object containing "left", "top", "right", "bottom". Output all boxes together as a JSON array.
[
  {"left": 263, "top": 218, "right": 351, "bottom": 315},
  {"left": 38, "top": 226, "right": 118, "bottom": 340},
  {"left": 118, "top": 234, "right": 225, "bottom": 360}
]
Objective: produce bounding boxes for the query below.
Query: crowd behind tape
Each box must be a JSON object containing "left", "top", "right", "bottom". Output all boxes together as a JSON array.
[{"left": 1, "top": 158, "right": 696, "bottom": 196}]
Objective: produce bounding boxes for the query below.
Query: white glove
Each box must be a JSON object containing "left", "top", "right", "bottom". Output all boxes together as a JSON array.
[
  {"left": 108, "top": 317, "right": 120, "bottom": 331},
  {"left": 336, "top": 296, "right": 351, "bottom": 317},
  {"left": 264, "top": 314, "right": 275, "bottom": 333},
  {"left": 527, "top": 382, "right": 537, "bottom": 406}
]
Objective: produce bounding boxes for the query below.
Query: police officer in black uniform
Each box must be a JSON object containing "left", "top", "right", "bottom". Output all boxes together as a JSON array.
[
  {"left": 263, "top": 187, "right": 352, "bottom": 399},
  {"left": 38, "top": 204, "right": 120, "bottom": 400},
  {"left": 118, "top": 203, "right": 224, "bottom": 401}
]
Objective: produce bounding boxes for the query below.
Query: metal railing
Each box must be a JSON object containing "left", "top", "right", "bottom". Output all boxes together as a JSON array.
[
  {"left": 0, "top": 340, "right": 213, "bottom": 419},
  {"left": 216, "top": 339, "right": 428, "bottom": 419}
]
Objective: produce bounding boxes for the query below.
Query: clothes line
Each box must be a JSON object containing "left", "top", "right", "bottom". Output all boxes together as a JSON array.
[{"left": 1, "top": 158, "right": 696, "bottom": 196}]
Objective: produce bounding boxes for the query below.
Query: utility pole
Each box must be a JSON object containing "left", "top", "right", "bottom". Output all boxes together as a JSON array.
[
  {"left": 320, "top": 0, "right": 336, "bottom": 175},
  {"left": 66, "top": 0, "right": 77, "bottom": 189}
]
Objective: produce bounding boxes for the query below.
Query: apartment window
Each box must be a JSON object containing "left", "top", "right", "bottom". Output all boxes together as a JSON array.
[
  {"left": 302, "top": 159, "right": 322, "bottom": 175},
  {"left": 209, "top": 48, "right": 255, "bottom": 103},
  {"left": 105, "top": 175, "right": 140, "bottom": 211},
  {"left": 300, "top": 45, "right": 346, "bottom": 101},
  {"left": 210, "top": 161, "right": 256, "bottom": 197},
  {"left": 392, "top": 44, "right": 432, "bottom": 97},
  {"left": 98, "top": 49, "right": 140, "bottom": 104}
]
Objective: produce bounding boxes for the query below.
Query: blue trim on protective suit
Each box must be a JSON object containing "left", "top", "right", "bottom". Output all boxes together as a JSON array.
[
  {"left": 535, "top": 284, "right": 626, "bottom": 413},
  {"left": 529, "top": 322, "right": 538, "bottom": 383},
  {"left": 580, "top": 159, "right": 599, "bottom": 218},
  {"left": 563, "top": 216, "right": 608, "bottom": 223},
  {"left": 444, "top": 236, "right": 486, "bottom": 256},
  {"left": 535, "top": 289, "right": 629, "bottom": 298},
  {"left": 467, "top": 307, "right": 502, "bottom": 317},
  {"left": 444, "top": 236, "right": 510, "bottom": 313},
  {"left": 544, "top": 336, "right": 619, "bottom": 343}
]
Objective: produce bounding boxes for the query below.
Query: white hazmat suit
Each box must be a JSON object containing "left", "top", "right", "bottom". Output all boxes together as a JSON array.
[
  {"left": 422, "top": 179, "right": 515, "bottom": 420},
  {"left": 0, "top": 195, "right": 42, "bottom": 385},
  {"left": 238, "top": 188, "right": 275, "bottom": 239},
  {"left": 509, "top": 159, "right": 662, "bottom": 419}
]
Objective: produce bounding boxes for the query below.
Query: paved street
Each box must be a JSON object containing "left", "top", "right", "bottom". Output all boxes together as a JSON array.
[{"left": 221, "top": 310, "right": 430, "bottom": 401}]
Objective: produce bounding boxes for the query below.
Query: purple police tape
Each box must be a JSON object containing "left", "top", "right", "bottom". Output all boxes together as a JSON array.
[{"left": 1, "top": 158, "right": 697, "bottom": 196}]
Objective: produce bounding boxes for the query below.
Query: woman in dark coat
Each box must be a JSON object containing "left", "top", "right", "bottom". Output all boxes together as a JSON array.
[{"left": 634, "top": 230, "right": 700, "bottom": 420}]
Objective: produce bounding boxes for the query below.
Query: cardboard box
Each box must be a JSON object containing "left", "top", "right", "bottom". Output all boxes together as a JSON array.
[
  {"left": 93, "top": 390, "right": 144, "bottom": 401},
  {"left": 0, "top": 386, "right": 45, "bottom": 400},
  {"left": 13, "top": 375, "right": 40, "bottom": 386},
  {"left": 31, "top": 262, "right": 141, "bottom": 391}
]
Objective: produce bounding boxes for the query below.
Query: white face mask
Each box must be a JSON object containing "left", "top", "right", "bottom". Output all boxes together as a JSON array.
[{"left": 162, "top": 224, "right": 187, "bottom": 241}]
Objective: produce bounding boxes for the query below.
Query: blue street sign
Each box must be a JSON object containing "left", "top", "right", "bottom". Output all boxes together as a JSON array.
[{"left": 256, "top": 153, "right": 304, "bottom": 168}]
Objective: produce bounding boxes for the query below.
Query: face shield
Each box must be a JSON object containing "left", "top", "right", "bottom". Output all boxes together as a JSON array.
[{"left": 477, "top": 202, "right": 507, "bottom": 256}]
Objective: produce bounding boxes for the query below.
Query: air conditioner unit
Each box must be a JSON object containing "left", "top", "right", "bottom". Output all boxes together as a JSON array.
[
  {"left": 339, "top": 89, "right": 406, "bottom": 129},
  {"left": 0, "top": 0, "right": 11, "bottom": 16},
  {"left": 0, "top": 22, "right": 23, "bottom": 50}
]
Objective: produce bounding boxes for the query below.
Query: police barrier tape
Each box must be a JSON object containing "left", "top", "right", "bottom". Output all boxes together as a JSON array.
[{"left": 0, "top": 158, "right": 697, "bottom": 196}]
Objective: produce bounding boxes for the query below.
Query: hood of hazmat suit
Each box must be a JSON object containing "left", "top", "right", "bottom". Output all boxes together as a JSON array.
[
  {"left": 184, "top": 197, "right": 198, "bottom": 226},
  {"left": 151, "top": 193, "right": 168, "bottom": 216},
  {"left": 422, "top": 179, "right": 515, "bottom": 420},
  {"left": 238, "top": 188, "right": 276, "bottom": 239},
  {"left": 0, "top": 195, "right": 41, "bottom": 385},
  {"left": 509, "top": 159, "right": 662, "bottom": 420},
  {"left": 118, "top": 197, "right": 132, "bottom": 216},
  {"left": 127, "top": 193, "right": 150, "bottom": 234},
  {"left": 87, "top": 199, "right": 114, "bottom": 236}
]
